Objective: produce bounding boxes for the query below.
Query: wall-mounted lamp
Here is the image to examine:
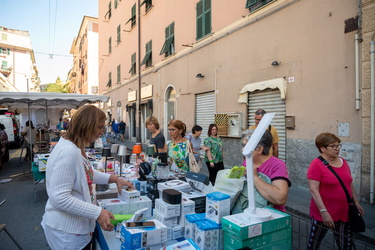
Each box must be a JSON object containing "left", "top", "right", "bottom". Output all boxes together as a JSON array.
[
  {"left": 271, "top": 61, "right": 281, "bottom": 66},
  {"left": 128, "top": 88, "right": 134, "bottom": 91},
  {"left": 196, "top": 73, "right": 205, "bottom": 78},
  {"left": 142, "top": 82, "right": 148, "bottom": 86}
]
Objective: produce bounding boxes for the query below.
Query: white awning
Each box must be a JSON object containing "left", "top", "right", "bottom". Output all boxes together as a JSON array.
[
  {"left": 0, "top": 92, "right": 109, "bottom": 109},
  {"left": 238, "top": 78, "right": 287, "bottom": 103}
]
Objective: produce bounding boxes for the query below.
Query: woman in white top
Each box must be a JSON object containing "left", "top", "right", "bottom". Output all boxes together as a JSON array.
[
  {"left": 21, "top": 120, "right": 37, "bottom": 161},
  {"left": 41, "top": 105, "right": 134, "bottom": 250}
]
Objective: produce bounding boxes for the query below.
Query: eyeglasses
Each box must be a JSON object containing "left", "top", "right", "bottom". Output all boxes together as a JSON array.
[
  {"left": 326, "top": 144, "right": 342, "bottom": 150},
  {"left": 168, "top": 128, "right": 177, "bottom": 132}
]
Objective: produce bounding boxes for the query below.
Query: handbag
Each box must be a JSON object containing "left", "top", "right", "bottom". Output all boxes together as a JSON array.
[
  {"left": 187, "top": 142, "right": 200, "bottom": 173},
  {"left": 318, "top": 156, "right": 366, "bottom": 232}
]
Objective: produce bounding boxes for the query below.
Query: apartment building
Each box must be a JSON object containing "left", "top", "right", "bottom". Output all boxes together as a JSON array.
[
  {"left": 69, "top": 16, "right": 99, "bottom": 95},
  {"left": 98, "top": 0, "right": 375, "bottom": 203},
  {"left": 0, "top": 26, "right": 39, "bottom": 92}
]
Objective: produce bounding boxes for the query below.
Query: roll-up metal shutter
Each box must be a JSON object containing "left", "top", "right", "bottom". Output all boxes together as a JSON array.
[
  {"left": 195, "top": 91, "right": 216, "bottom": 141},
  {"left": 248, "top": 88, "right": 286, "bottom": 161}
]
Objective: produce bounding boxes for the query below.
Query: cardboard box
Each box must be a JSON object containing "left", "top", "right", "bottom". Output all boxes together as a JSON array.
[
  {"left": 167, "top": 225, "right": 185, "bottom": 241},
  {"left": 163, "top": 239, "right": 199, "bottom": 250},
  {"left": 154, "top": 198, "right": 181, "bottom": 217},
  {"left": 157, "top": 180, "right": 191, "bottom": 197},
  {"left": 120, "top": 219, "right": 168, "bottom": 250},
  {"left": 222, "top": 207, "right": 291, "bottom": 240},
  {"left": 223, "top": 226, "right": 292, "bottom": 249},
  {"left": 179, "top": 198, "right": 196, "bottom": 226},
  {"left": 206, "top": 192, "right": 230, "bottom": 224},
  {"left": 128, "top": 196, "right": 152, "bottom": 218},
  {"left": 37, "top": 153, "right": 50, "bottom": 171},
  {"left": 185, "top": 213, "right": 206, "bottom": 241},
  {"left": 153, "top": 209, "right": 179, "bottom": 227},
  {"left": 97, "top": 196, "right": 152, "bottom": 218},
  {"left": 118, "top": 188, "right": 140, "bottom": 202},
  {"left": 195, "top": 219, "right": 222, "bottom": 250},
  {"left": 97, "top": 198, "right": 129, "bottom": 214}
]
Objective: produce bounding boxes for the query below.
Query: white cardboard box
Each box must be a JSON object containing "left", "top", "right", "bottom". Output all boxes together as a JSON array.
[
  {"left": 120, "top": 219, "right": 168, "bottom": 250},
  {"left": 118, "top": 188, "right": 140, "bottom": 202},
  {"left": 97, "top": 198, "right": 129, "bottom": 214},
  {"left": 206, "top": 192, "right": 231, "bottom": 224},
  {"left": 153, "top": 209, "right": 179, "bottom": 227},
  {"left": 154, "top": 198, "right": 181, "bottom": 218},
  {"left": 195, "top": 219, "right": 222, "bottom": 250},
  {"left": 37, "top": 153, "right": 50, "bottom": 171}
]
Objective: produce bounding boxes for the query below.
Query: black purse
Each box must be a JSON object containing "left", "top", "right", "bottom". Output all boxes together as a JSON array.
[{"left": 318, "top": 156, "right": 365, "bottom": 232}]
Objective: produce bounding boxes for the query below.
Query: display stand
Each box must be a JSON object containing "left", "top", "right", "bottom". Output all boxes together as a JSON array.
[{"left": 242, "top": 113, "right": 275, "bottom": 221}]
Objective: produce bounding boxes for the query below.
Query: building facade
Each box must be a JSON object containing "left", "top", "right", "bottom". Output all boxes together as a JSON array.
[
  {"left": 98, "top": 0, "right": 375, "bottom": 203},
  {"left": 0, "top": 26, "right": 39, "bottom": 92},
  {"left": 69, "top": 16, "right": 99, "bottom": 95}
]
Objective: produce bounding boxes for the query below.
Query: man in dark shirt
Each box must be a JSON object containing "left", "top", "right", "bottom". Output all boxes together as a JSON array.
[{"left": 119, "top": 120, "right": 126, "bottom": 141}]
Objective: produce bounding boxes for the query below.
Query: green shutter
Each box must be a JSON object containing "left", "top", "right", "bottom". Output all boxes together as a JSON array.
[
  {"left": 117, "top": 65, "right": 121, "bottom": 83},
  {"left": 117, "top": 25, "right": 121, "bottom": 43},
  {"left": 160, "top": 23, "right": 175, "bottom": 55},
  {"left": 196, "top": 0, "right": 211, "bottom": 40},
  {"left": 141, "top": 41, "right": 152, "bottom": 66},
  {"left": 246, "top": 0, "right": 258, "bottom": 8}
]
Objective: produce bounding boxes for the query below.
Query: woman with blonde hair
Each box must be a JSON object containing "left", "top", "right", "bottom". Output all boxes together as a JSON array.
[
  {"left": 42, "top": 105, "right": 133, "bottom": 250},
  {"left": 145, "top": 116, "right": 166, "bottom": 156}
]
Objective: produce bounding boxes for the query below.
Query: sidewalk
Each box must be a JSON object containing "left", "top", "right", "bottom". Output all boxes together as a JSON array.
[{"left": 286, "top": 184, "right": 375, "bottom": 244}]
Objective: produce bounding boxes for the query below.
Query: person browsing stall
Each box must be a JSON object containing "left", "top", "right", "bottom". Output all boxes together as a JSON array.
[
  {"left": 249, "top": 109, "right": 280, "bottom": 158},
  {"left": 41, "top": 105, "right": 134, "bottom": 250},
  {"left": 185, "top": 125, "right": 208, "bottom": 167},
  {"left": 167, "top": 119, "right": 190, "bottom": 172},
  {"left": 21, "top": 120, "right": 37, "bottom": 161},
  {"left": 146, "top": 116, "right": 166, "bottom": 157},
  {"left": 239, "top": 129, "right": 290, "bottom": 212},
  {"left": 204, "top": 124, "right": 224, "bottom": 185},
  {"left": 307, "top": 133, "right": 364, "bottom": 250}
]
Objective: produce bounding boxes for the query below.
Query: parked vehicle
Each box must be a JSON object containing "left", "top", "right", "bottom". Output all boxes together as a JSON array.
[
  {"left": 0, "top": 123, "right": 9, "bottom": 166},
  {"left": 0, "top": 115, "right": 21, "bottom": 148}
]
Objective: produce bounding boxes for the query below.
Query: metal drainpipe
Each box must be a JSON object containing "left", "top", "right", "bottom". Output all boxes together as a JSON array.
[
  {"left": 370, "top": 33, "right": 375, "bottom": 204},
  {"left": 355, "top": 34, "right": 360, "bottom": 110},
  {"left": 136, "top": 0, "right": 142, "bottom": 143}
]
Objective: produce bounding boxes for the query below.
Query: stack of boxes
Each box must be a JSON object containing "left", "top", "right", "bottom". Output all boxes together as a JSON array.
[
  {"left": 120, "top": 219, "right": 168, "bottom": 249},
  {"left": 97, "top": 195, "right": 152, "bottom": 218},
  {"left": 222, "top": 207, "right": 292, "bottom": 250},
  {"left": 152, "top": 189, "right": 196, "bottom": 241},
  {"left": 183, "top": 192, "right": 230, "bottom": 250}
]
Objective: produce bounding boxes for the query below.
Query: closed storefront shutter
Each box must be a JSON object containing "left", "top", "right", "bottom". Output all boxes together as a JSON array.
[
  {"left": 248, "top": 88, "right": 286, "bottom": 161},
  {"left": 195, "top": 91, "right": 216, "bottom": 142}
]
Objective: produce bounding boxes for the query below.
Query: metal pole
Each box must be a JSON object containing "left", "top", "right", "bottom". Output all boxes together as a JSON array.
[{"left": 136, "top": 0, "right": 142, "bottom": 143}]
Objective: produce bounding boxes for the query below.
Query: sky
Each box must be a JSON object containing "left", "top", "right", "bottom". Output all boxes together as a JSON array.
[{"left": 0, "top": 0, "right": 98, "bottom": 85}]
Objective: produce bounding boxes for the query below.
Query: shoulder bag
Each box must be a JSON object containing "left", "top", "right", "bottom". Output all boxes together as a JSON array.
[
  {"left": 318, "top": 156, "right": 365, "bottom": 232},
  {"left": 187, "top": 142, "right": 200, "bottom": 173}
]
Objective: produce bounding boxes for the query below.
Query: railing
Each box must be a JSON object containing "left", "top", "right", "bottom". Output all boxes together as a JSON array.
[{"left": 287, "top": 211, "right": 375, "bottom": 249}]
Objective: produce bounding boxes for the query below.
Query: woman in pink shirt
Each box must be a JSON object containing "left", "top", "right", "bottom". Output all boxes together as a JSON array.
[{"left": 307, "top": 133, "right": 364, "bottom": 249}]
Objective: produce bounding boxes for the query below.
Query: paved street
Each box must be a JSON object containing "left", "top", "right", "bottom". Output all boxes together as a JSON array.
[{"left": 1, "top": 147, "right": 375, "bottom": 250}]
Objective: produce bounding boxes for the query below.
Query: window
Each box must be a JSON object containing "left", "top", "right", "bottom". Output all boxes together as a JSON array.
[
  {"left": 109, "top": 37, "right": 112, "bottom": 54},
  {"left": 129, "top": 53, "right": 136, "bottom": 75},
  {"left": 0, "top": 48, "right": 10, "bottom": 55},
  {"left": 114, "top": 0, "right": 118, "bottom": 9},
  {"left": 245, "top": 0, "right": 274, "bottom": 12},
  {"left": 1, "top": 61, "right": 7, "bottom": 69},
  {"left": 159, "top": 22, "right": 174, "bottom": 57},
  {"left": 108, "top": 1, "right": 112, "bottom": 19},
  {"left": 196, "top": 0, "right": 211, "bottom": 40},
  {"left": 107, "top": 72, "right": 112, "bottom": 88},
  {"left": 117, "top": 64, "right": 121, "bottom": 84},
  {"left": 140, "top": 40, "right": 152, "bottom": 68},
  {"left": 1, "top": 34, "right": 7, "bottom": 41},
  {"left": 140, "top": 0, "right": 152, "bottom": 11},
  {"left": 125, "top": 4, "right": 136, "bottom": 28},
  {"left": 117, "top": 24, "right": 121, "bottom": 44}
]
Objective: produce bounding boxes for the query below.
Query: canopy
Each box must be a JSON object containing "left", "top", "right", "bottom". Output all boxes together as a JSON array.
[{"left": 0, "top": 92, "right": 109, "bottom": 109}]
